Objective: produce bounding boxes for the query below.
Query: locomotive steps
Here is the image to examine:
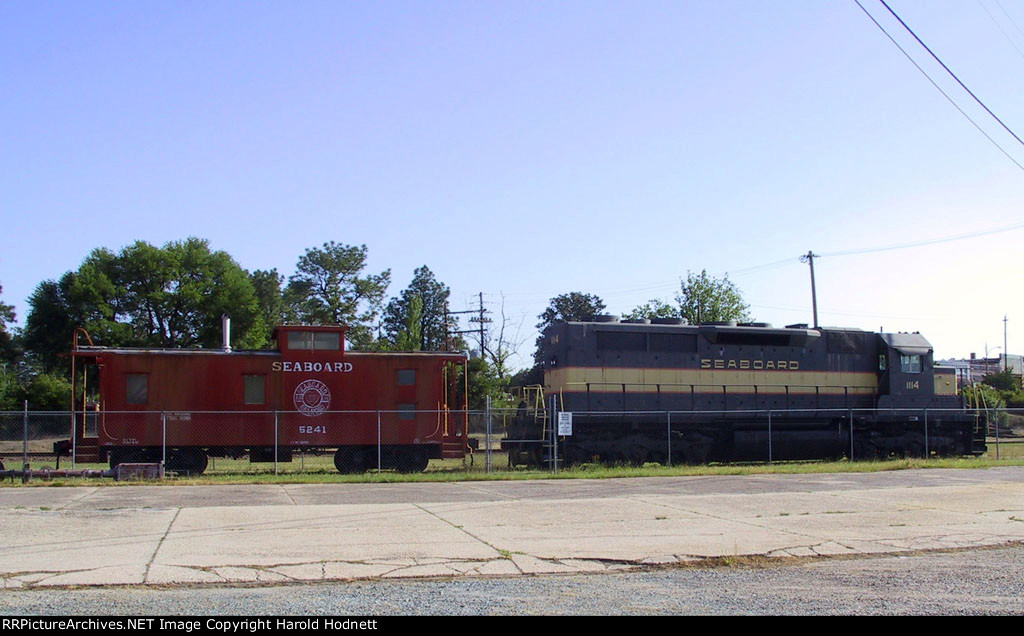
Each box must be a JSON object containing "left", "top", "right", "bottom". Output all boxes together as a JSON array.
[{"left": 2, "top": 467, "right": 1024, "bottom": 589}]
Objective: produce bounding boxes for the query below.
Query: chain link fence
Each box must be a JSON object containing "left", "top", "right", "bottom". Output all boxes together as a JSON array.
[{"left": 1, "top": 405, "right": 1022, "bottom": 478}]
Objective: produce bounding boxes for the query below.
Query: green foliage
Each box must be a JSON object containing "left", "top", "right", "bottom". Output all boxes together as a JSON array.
[
  {"left": 534, "top": 292, "right": 606, "bottom": 365},
  {"left": 284, "top": 242, "right": 390, "bottom": 349},
  {"left": 250, "top": 268, "right": 286, "bottom": 343},
  {"left": 381, "top": 266, "right": 452, "bottom": 351},
  {"left": 623, "top": 298, "right": 678, "bottom": 321},
  {"left": 982, "top": 367, "right": 1021, "bottom": 392},
  {"left": 675, "top": 269, "right": 751, "bottom": 324},
  {"left": 23, "top": 239, "right": 267, "bottom": 371},
  {"left": 22, "top": 372, "right": 72, "bottom": 411},
  {"left": 0, "top": 362, "right": 20, "bottom": 410},
  {"left": 961, "top": 383, "right": 1005, "bottom": 409},
  {"left": 392, "top": 295, "right": 424, "bottom": 352},
  {"left": 0, "top": 283, "right": 19, "bottom": 367},
  {"left": 465, "top": 356, "right": 516, "bottom": 410}
]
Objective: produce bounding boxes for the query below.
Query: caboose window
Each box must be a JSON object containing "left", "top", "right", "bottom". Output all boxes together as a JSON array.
[
  {"left": 244, "top": 374, "right": 266, "bottom": 405},
  {"left": 126, "top": 374, "right": 148, "bottom": 405},
  {"left": 314, "top": 332, "right": 340, "bottom": 351},
  {"left": 287, "top": 331, "right": 313, "bottom": 350},
  {"left": 900, "top": 354, "right": 922, "bottom": 374},
  {"left": 287, "top": 330, "right": 341, "bottom": 351},
  {"left": 397, "top": 369, "right": 416, "bottom": 386}
]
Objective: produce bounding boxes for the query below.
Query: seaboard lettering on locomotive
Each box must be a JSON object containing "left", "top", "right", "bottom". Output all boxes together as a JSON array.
[
  {"left": 66, "top": 324, "right": 469, "bottom": 475},
  {"left": 502, "top": 317, "right": 985, "bottom": 466}
]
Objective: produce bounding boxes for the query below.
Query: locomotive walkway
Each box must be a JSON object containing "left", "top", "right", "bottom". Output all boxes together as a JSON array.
[{"left": 1, "top": 467, "right": 1024, "bottom": 588}]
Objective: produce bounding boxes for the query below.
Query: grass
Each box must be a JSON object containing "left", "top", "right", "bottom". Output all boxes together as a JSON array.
[{"left": 3, "top": 438, "right": 1023, "bottom": 487}]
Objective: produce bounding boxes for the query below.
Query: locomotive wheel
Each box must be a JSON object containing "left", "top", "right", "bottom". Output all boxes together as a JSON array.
[{"left": 852, "top": 438, "right": 881, "bottom": 461}]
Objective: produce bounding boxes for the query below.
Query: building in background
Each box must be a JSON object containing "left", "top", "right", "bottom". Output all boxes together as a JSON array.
[{"left": 937, "top": 353, "right": 1023, "bottom": 388}]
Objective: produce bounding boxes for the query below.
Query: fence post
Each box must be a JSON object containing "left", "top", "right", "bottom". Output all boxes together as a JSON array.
[
  {"left": 485, "top": 396, "right": 492, "bottom": 474},
  {"left": 995, "top": 407, "right": 1001, "bottom": 460},
  {"left": 767, "top": 409, "right": 772, "bottom": 464},
  {"left": 70, "top": 403, "right": 77, "bottom": 470},
  {"left": 924, "top": 408, "right": 928, "bottom": 457},
  {"left": 22, "top": 400, "right": 29, "bottom": 483},
  {"left": 551, "top": 396, "right": 558, "bottom": 474},
  {"left": 849, "top": 408, "right": 854, "bottom": 461},
  {"left": 274, "top": 411, "right": 279, "bottom": 476},
  {"left": 667, "top": 412, "right": 672, "bottom": 468},
  {"left": 161, "top": 411, "right": 167, "bottom": 469},
  {"left": 377, "top": 410, "right": 382, "bottom": 474}
]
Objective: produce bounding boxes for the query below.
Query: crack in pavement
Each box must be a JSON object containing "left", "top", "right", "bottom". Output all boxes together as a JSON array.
[{"left": 144, "top": 508, "right": 181, "bottom": 583}]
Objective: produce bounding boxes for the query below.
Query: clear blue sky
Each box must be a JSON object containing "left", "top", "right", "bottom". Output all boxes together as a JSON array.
[{"left": 2, "top": 1, "right": 1023, "bottom": 368}]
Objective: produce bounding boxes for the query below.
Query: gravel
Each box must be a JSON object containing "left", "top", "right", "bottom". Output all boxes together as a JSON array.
[{"left": 2, "top": 545, "right": 1023, "bottom": 615}]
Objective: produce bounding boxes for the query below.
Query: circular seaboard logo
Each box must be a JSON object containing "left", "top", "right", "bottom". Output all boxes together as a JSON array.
[{"left": 293, "top": 379, "right": 331, "bottom": 416}]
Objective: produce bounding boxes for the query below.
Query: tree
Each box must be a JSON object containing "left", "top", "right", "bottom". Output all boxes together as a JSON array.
[
  {"left": 284, "top": 242, "right": 390, "bottom": 348},
  {"left": 481, "top": 294, "right": 526, "bottom": 382},
  {"left": 391, "top": 294, "right": 424, "bottom": 351},
  {"left": 250, "top": 268, "right": 286, "bottom": 343},
  {"left": 381, "top": 266, "right": 452, "bottom": 351},
  {"left": 115, "top": 238, "right": 266, "bottom": 349},
  {"left": 0, "top": 282, "right": 21, "bottom": 409},
  {"left": 0, "top": 282, "right": 18, "bottom": 363},
  {"left": 533, "top": 292, "right": 606, "bottom": 366},
  {"left": 623, "top": 299, "right": 679, "bottom": 321},
  {"left": 982, "top": 367, "right": 1021, "bottom": 392},
  {"left": 23, "top": 239, "right": 267, "bottom": 371},
  {"left": 675, "top": 270, "right": 751, "bottom": 325}
]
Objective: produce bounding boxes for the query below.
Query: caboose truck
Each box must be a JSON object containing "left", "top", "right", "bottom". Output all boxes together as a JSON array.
[
  {"left": 65, "top": 325, "right": 469, "bottom": 475},
  {"left": 503, "top": 318, "right": 985, "bottom": 466}
]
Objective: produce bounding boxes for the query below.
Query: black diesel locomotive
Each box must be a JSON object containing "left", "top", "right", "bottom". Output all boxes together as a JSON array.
[{"left": 503, "top": 317, "right": 985, "bottom": 465}]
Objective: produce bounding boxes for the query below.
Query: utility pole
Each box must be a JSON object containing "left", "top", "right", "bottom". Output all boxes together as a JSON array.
[
  {"left": 800, "top": 251, "right": 819, "bottom": 328},
  {"left": 1005, "top": 315, "right": 1009, "bottom": 372},
  {"left": 450, "top": 294, "right": 491, "bottom": 359}
]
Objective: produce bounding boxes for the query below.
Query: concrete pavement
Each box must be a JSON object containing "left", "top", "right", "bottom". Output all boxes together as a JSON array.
[{"left": 1, "top": 467, "right": 1023, "bottom": 588}]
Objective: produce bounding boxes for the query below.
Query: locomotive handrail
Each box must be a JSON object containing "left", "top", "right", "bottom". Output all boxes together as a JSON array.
[{"left": 563, "top": 381, "right": 875, "bottom": 391}]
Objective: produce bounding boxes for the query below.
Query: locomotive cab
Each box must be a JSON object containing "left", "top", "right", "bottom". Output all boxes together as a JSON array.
[{"left": 876, "top": 332, "right": 935, "bottom": 409}]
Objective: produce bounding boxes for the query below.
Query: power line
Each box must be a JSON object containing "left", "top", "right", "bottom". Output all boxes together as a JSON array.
[
  {"left": 853, "top": 0, "right": 1024, "bottom": 171},
  {"left": 876, "top": 0, "right": 1024, "bottom": 150},
  {"left": 978, "top": 0, "right": 1024, "bottom": 61},
  {"left": 995, "top": 0, "right": 1024, "bottom": 42},
  {"left": 819, "top": 219, "right": 1024, "bottom": 257}
]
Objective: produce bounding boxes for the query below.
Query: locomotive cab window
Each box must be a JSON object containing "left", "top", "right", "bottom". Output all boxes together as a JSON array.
[
  {"left": 244, "top": 374, "right": 266, "bottom": 405},
  {"left": 126, "top": 374, "right": 148, "bottom": 405},
  {"left": 900, "top": 354, "right": 922, "bottom": 374}
]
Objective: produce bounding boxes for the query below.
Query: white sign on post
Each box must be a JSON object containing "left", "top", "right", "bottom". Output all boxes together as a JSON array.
[{"left": 557, "top": 412, "right": 573, "bottom": 436}]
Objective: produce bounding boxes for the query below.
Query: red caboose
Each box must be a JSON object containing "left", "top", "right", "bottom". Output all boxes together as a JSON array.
[{"left": 68, "top": 324, "right": 469, "bottom": 474}]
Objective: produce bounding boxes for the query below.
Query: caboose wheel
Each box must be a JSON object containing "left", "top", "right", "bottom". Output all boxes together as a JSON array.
[
  {"left": 334, "top": 447, "right": 372, "bottom": 473},
  {"left": 395, "top": 448, "right": 429, "bottom": 473},
  {"left": 166, "top": 449, "right": 208, "bottom": 476}
]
